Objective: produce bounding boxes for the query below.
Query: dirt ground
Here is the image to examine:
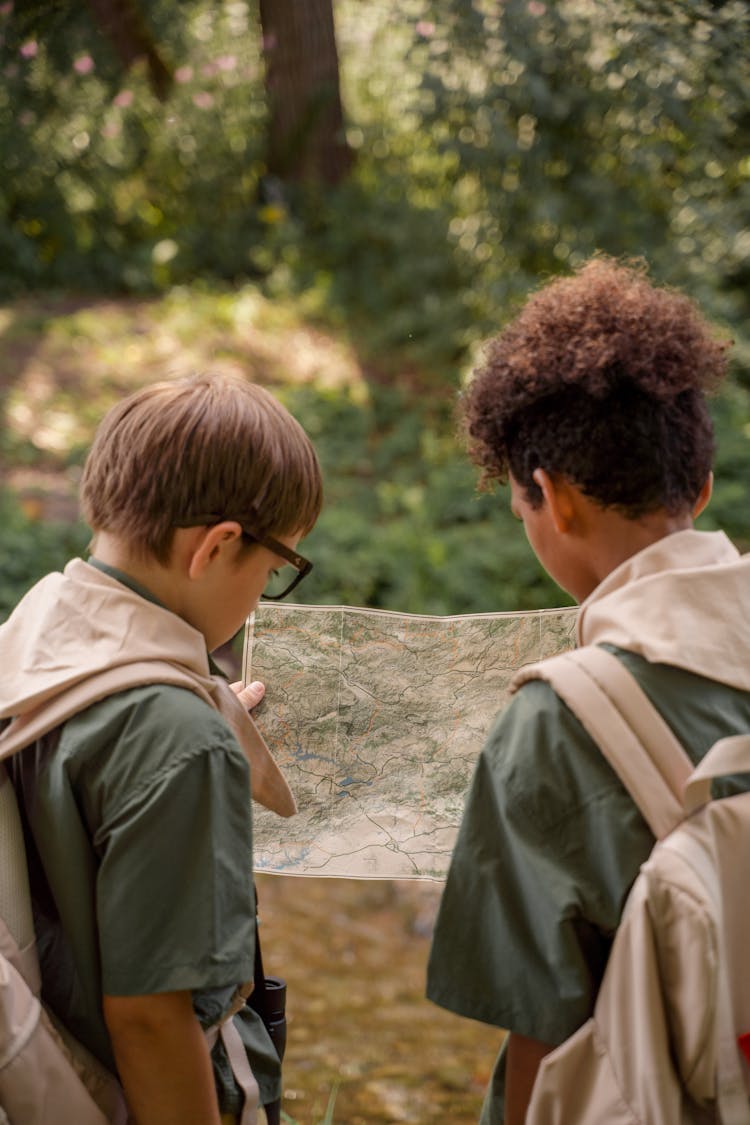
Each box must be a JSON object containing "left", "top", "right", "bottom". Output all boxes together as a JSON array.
[{"left": 255, "top": 874, "right": 505, "bottom": 1125}]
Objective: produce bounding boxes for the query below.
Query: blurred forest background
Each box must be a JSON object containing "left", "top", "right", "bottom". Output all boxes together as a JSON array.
[
  {"left": 2, "top": 0, "right": 749, "bottom": 621},
  {"left": 1, "top": 1, "right": 749, "bottom": 1121}
]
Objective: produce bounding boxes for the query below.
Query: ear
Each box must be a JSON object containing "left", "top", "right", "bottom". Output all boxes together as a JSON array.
[
  {"left": 532, "top": 468, "right": 576, "bottom": 534},
  {"left": 187, "top": 521, "right": 243, "bottom": 580},
  {"left": 692, "top": 472, "right": 713, "bottom": 519}
]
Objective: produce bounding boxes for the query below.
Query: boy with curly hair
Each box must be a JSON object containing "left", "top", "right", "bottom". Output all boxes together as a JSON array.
[
  {"left": 0, "top": 372, "right": 322, "bottom": 1125},
  {"left": 426, "top": 258, "right": 750, "bottom": 1123}
]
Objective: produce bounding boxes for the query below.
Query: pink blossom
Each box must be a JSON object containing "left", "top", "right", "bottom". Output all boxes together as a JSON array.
[
  {"left": 175, "top": 65, "right": 193, "bottom": 84},
  {"left": 74, "top": 54, "right": 94, "bottom": 75},
  {"left": 261, "top": 33, "right": 277, "bottom": 52},
  {"left": 102, "top": 121, "right": 121, "bottom": 139},
  {"left": 20, "top": 40, "right": 37, "bottom": 58},
  {"left": 528, "top": 0, "right": 546, "bottom": 13},
  {"left": 201, "top": 62, "right": 218, "bottom": 78},
  {"left": 113, "top": 89, "right": 133, "bottom": 107},
  {"left": 216, "top": 54, "right": 237, "bottom": 72},
  {"left": 415, "top": 20, "right": 435, "bottom": 37},
  {"left": 0, "top": 3, "right": 14, "bottom": 17},
  {"left": 192, "top": 91, "right": 214, "bottom": 110}
]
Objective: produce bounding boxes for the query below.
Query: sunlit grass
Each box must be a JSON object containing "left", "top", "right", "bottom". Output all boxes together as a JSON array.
[{"left": 0, "top": 286, "right": 366, "bottom": 470}]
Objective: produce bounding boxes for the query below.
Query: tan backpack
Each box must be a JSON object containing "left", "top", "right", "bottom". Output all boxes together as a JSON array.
[
  {"left": 0, "top": 764, "right": 128, "bottom": 1124},
  {"left": 515, "top": 646, "right": 750, "bottom": 1125},
  {"left": 0, "top": 754, "right": 261, "bottom": 1125},
  {"left": 0, "top": 681, "right": 263, "bottom": 1124}
]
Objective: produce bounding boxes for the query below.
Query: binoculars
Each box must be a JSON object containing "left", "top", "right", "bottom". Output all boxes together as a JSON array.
[{"left": 248, "top": 974, "right": 287, "bottom": 1125}]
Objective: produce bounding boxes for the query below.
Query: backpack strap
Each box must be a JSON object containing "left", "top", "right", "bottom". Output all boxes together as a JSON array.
[
  {"left": 513, "top": 646, "right": 693, "bottom": 839},
  {"left": 218, "top": 1021, "right": 260, "bottom": 1125},
  {"left": 204, "top": 986, "right": 259, "bottom": 1125},
  {"left": 0, "top": 765, "right": 39, "bottom": 990},
  {"left": 683, "top": 735, "right": 750, "bottom": 814}
]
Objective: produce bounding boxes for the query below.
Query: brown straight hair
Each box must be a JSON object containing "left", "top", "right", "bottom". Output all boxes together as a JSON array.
[{"left": 80, "top": 372, "right": 323, "bottom": 561}]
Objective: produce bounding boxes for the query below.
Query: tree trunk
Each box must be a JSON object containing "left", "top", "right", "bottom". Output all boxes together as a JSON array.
[
  {"left": 86, "top": 0, "right": 172, "bottom": 101},
  {"left": 258, "top": 0, "right": 353, "bottom": 185}
]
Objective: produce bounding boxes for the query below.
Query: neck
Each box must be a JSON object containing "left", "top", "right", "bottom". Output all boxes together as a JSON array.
[
  {"left": 574, "top": 508, "right": 695, "bottom": 601},
  {"left": 91, "top": 533, "right": 187, "bottom": 616}
]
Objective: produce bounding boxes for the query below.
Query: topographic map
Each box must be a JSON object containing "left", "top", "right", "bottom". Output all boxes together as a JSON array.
[{"left": 244, "top": 604, "right": 576, "bottom": 880}]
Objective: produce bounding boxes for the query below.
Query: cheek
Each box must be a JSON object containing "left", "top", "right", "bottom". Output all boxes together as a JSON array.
[
  {"left": 521, "top": 515, "right": 558, "bottom": 577},
  {"left": 521, "top": 514, "right": 544, "bottom": 553},
  {"left": 252, "top": 570, "right": 272, "bottom": 604}
]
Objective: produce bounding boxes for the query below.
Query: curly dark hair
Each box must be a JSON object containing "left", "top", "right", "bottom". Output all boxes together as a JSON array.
[{"left": 462, "top": 258, "right": 729, "bottom": 515}]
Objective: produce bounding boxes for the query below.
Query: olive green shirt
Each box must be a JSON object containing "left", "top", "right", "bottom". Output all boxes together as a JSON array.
[
  {"left": 426, "top": 647, "right": 750, "bottom": 1123},
  {"left": 10, "top": 560, "right": 280, "bottom": 1111}
]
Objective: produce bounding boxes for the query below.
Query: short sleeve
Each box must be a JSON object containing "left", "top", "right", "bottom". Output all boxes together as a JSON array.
[
  {"left": 68, "top": 687, "right": 256, "bottom": 996},
  {"left": 427, "top": 679, "right": 654, "bottom": 1045}
]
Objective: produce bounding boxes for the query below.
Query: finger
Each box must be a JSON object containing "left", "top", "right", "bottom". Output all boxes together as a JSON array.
[{"left": 232, "top": 680, "right": 266, "bottom": 711}]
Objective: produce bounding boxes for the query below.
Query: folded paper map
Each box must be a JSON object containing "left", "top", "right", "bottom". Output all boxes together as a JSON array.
[{"left": 244, "top": 604, "right": 576, "bottom": 881}]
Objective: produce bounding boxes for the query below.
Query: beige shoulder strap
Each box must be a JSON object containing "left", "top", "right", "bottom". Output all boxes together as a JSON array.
[
  {"left": 0, "top": 663, "right": 295, "bottom": 818},
  {"left": 513, "top": 646, "right": 692, "bottom": 840},
  {"left": 684, "top": 734, "right": 750, "bottom": 814}
]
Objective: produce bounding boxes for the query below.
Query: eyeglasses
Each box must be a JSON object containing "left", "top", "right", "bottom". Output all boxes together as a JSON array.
[{"left": 174, "top": 514, "right": 313, "bottom": 601}]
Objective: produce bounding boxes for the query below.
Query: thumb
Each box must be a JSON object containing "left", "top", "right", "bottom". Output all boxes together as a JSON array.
[{"left": 230, "top": 680, "right": 266, "bottom": 711}]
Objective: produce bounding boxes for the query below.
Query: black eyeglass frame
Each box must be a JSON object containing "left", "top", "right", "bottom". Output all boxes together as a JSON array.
[{"left": 174, "top": 513, "right": 313, "bottom": 601}]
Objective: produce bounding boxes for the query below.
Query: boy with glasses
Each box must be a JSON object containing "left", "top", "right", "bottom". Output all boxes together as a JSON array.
[
  {"left": 426, "top": 258, "right": 750, "bottom": 1123},
  {"left": 0, "top": 372, "right": 321, "bottom": 1125}
]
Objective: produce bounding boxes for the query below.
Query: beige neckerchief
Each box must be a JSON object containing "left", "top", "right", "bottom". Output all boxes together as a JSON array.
[
  {"left": 0, "top": 558, "right": 295, "bottom": 817},
  {"left": 576, "top": 529, "right": 750, "bottom": 692}
]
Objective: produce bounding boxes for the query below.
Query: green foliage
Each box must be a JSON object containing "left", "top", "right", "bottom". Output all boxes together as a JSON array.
[
  {"left": 2, "top": 0, "right": 749, "bottom": 383},
  {"left": 0, "top": 1, "right": 269, "bottom": 293},
  {"left": 0, "top": 492, "right": 90, "bottom": 622},
  {"left": 1, "top": 0, "right": 749, "bottom": 620},
  {"left": 0, "top": 377, "right": 573, "bottom": 621},
  {"left": 282, "top": 378, "right": 750, "bottom": 613},
  {"left": 698, "top": 385, "right": 750, "bottom": 551},
  {"left": 280, "top": 383, "right": 575, "bottom": 613},
  {"left": 1, "top": 330, "right": 749, "bottom": 622},
  {"left": 333, "top": 0, "right": 750, "bottom": 373}
]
